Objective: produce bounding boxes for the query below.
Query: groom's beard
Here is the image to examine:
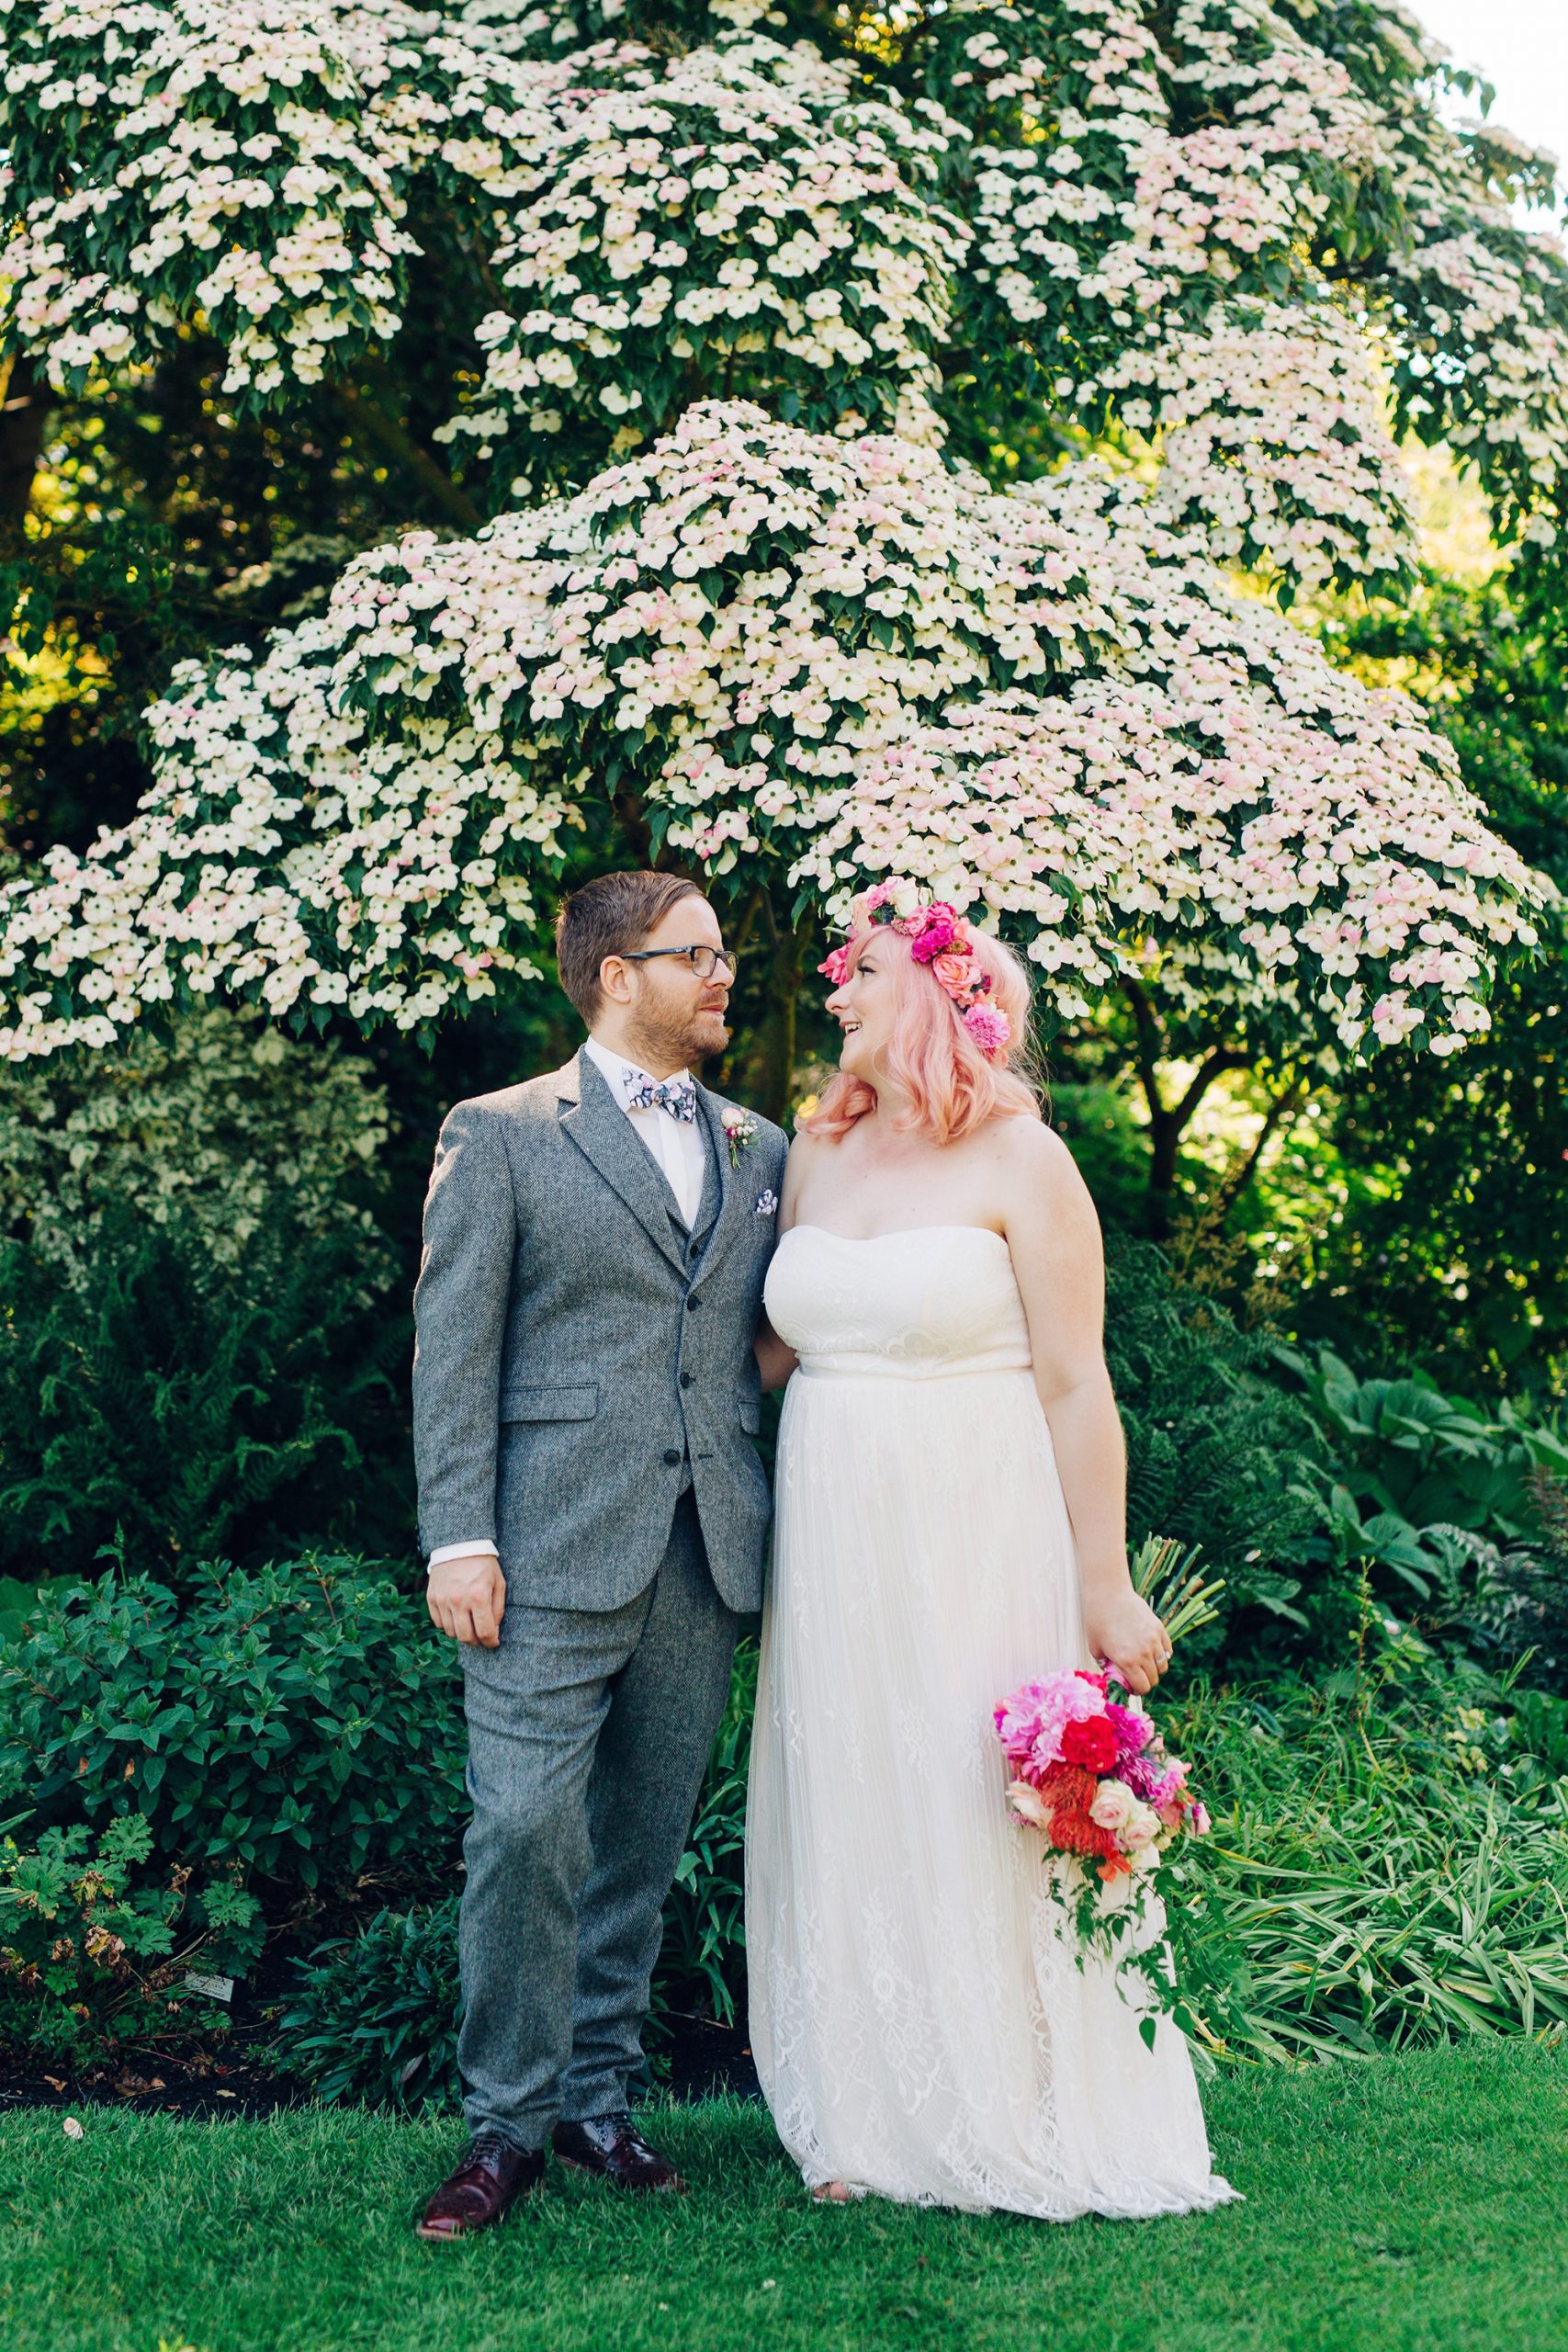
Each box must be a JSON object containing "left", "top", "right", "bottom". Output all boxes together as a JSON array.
[{"left": 625, "top": 997, "right": 730, "bottom": 1073}]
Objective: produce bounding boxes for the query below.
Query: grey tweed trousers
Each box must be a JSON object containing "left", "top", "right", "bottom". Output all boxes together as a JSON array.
[{"left": 456, "top": 1492, "right": 741, "bottom": 2148}]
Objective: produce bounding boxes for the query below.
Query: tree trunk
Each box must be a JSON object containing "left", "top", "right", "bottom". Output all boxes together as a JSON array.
[
  {"left": 1120, "top": 978, "right": 1250, "bottom": 1238},
  {"left": 331, "top": 379, "right": 482, "bottom": 532},
  {"left": 0, "top": 354, "right": 48, "bottom": 525},
  {"left": 739, "top": 890, "right": 807, "bottom": 1125},
  {"left": 1144, "top": 1102, "right": 1184, "bottom": 1239}
]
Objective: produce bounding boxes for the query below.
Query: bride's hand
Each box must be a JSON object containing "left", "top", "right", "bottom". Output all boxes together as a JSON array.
[{"left": 1083, "top": 1589, "right": 1172, "bottom": 1696}]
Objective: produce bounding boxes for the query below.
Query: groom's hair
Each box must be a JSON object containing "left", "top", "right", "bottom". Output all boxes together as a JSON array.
[{"left": 555, "top": 869, "right": 707, "bottom": 1022}]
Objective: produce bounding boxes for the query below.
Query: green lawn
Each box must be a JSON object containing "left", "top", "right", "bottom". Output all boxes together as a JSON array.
[{"left": 3, "top": 2043, "right": 1564, "bottom": 2352}]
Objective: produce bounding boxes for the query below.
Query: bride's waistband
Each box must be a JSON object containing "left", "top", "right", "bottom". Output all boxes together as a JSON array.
[{"left": 793, "top": 1359, "right": 1034, "bottom": 1382}]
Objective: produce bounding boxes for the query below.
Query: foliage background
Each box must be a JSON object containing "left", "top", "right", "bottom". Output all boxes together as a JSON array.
[{"left": 0, "top": 0, "right": 1563, "bottom": 2086}]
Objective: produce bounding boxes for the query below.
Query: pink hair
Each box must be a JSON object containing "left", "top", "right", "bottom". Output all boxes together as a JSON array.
[{"left": 802, "top": 911, "right": 1043, "bottom": 1147}]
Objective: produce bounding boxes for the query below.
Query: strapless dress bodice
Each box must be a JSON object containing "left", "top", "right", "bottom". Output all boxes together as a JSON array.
[{"left": 763, "top": 1223, "right": 1032, "bottom": 1380}]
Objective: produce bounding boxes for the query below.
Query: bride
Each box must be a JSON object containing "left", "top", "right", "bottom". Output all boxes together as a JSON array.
[{"left": 746, "top": 881, "right": 1236, "bottom": 2220}]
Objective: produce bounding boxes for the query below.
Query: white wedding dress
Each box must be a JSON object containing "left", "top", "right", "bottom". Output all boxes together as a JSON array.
[{"left": 746, "top": 1223, "right": 1236, "bottom": 2220}]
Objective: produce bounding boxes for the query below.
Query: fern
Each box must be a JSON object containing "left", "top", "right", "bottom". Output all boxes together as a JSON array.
[
  {"left": 1104, "top": 1236, "right": 1327, "bottom": 1655},
  {"left": 0, "top": 1206, "right": 411, "bottom": 1581}
]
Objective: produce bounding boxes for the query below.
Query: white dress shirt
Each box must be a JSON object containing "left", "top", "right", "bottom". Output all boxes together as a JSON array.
[
  {"left": 581, "top": 1034, "right": 708, "bottom": 1227},
  {"left": 427, "top": 1035, "right": 710, "bottom": 1572}
]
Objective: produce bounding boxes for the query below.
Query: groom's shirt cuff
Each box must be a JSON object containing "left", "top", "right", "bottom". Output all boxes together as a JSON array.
[{"left": 428, "top": 1539, "right": 501, "bottom": 1575}]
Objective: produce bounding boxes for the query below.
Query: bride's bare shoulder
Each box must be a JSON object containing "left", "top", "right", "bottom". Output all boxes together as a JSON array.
[
  {"left": 992, "top": 1114, "right": 1081, "bottom": 1181},
  {"left": 781, "top": 1123, "right": 831, "bottom": 1215},
  {"left": 992, "top": 1116, "right": 1097, "bottom": 1227},
  {"left": 784, "top": 1125, "right": 832, "bottom": 1171}
]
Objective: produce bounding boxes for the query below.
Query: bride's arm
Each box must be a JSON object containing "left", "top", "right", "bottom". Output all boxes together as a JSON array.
[
  {"left": 753, "top": 1134, "right": 810, "bottom": 1390},
  {"left": 997, "top": 1121, "right": 1171, "bottom": 1695},
  {"left": 754, "top": 1313, "right": 797, "bottom": 1390}
]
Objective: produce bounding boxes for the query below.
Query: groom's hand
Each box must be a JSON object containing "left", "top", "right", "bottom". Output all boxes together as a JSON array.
[{"left": 428, "top": 1552, "right": 507, "bottom": 1647}]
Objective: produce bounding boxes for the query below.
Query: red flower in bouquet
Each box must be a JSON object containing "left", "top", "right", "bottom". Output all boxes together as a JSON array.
[
  {"left": 1038, "top": 1760, "right": 1100, "bottom": 1811},
  {"left": 1060, "top": 1714, "right": 1119, "bottom": 1774},
  {"left": 993, "top": 1668, "right": 1209, "bottom": 1903}
]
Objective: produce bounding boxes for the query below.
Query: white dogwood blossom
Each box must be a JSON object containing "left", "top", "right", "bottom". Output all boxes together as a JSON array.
[
  {"left": 929, "top": 0, "right": 1568, "bottom": 581},
  {"left": 0, "top": 405, "right": 1547, "bottom": 1064},
  {"left": 1, "top": 0, "right": 563, "bottom": 396},
  {"left": 434, "top": 34, "right": 967, "bottom": 487},
  {"left": 1101, "top": 302, "right": 1416, "bottom": 594},
  {"left": 0, "top": 0, "right": 1561, "bottom": 1064}
]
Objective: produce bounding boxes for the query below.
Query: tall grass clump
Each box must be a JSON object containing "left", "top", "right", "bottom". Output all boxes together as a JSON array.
[{"left": 1170, "top": 1657, "right": 1568, "bottom": 2059}]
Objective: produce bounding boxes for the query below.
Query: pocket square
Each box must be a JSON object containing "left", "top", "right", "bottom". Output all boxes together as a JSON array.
[{"left": 755, "top": 1189, "right": 779, "bottom": 1216}]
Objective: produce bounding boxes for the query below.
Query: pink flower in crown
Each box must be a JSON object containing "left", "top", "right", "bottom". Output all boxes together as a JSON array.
[
  {"left": 964, "top": 1004, "right": 1010, "bottom": 1057},
  {"left": 907, "top": 904, "right": 959, "bottom": 963},
  {"left": 929, "top": 950, "right": 972, "bottom": 994},
  {"left": 860, "top": 880, "right": 897, "bottom": 917},
  {"left": 818, "top": 943, "right": 853, "bottom": 988}
]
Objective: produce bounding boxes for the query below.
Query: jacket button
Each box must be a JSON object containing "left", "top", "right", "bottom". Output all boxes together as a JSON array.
[
  {"left": 663, "top": 1447, "right": 682, "bottom": 1465},
  {"left": 685, "top": 1295, "right": 700, "bottom": 1311},
  {"left": 680, "top": 1372, "right": 694, "bottom": 1388}
]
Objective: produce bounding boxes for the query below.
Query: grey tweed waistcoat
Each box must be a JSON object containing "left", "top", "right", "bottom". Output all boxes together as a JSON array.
[{"left": 412, "top": 1047, "right": 788, "bottom": 1614}]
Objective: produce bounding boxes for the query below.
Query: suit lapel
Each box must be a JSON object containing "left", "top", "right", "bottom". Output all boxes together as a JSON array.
[
  {"left": 689, "top": 1084, "right": 749, "bottom": 1284},
  {"left": 689, "top": 1110, "right": 723, "bottom": 1244},
  {"left": 558, "top": 1049, "right": 689, "bottom": 1276}
]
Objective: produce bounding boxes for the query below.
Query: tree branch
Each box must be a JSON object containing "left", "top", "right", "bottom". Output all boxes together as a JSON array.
[
  {"left": 1170, "top": 1044, "right": 1252, "bottom": 1134},
  {"left": 331, "top": 380, "right": 482, "bottom": 531},
  {"left": 1210, "top": 1068, "right": 1309, "bottom": 1224}
]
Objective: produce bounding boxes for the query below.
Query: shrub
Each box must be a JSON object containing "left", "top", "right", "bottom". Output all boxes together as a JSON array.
[
  {"left": 0, "top": 1209, "right": 412, "bottom": 1581},
  {"left": 1272, "top": 1344, "right": 1568, "bottom": 1664},
  {"left": 0, "top": 1815, "right": 262, "bottom": 2066},
  {"left": 1103, "top": 1236, "right": 1327, "bottom": 1657},
  {"left": 0, "top": 1003, "right": 389, "bottom": 1276},
  {"left": 0, "top": 1557, "right": 467, "bottom": 1895},
  {"left": 276, "top": 1901, "right": 461, "bottom": 2110},
  {"left": 1169, "top": 1658, "right": 1568, "bottom": 2058},
  {"left": 1456, "top": 1468, "right": 1568, "bottom": 1697}
]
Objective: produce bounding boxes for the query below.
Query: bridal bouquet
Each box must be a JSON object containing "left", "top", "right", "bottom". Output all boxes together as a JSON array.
[
  {"left": 994, "top": 1668, "right": 1209, "bottom": 1893},
  {"left": 994, "top": 1539, "right": 1234, "bottom": 2047}
]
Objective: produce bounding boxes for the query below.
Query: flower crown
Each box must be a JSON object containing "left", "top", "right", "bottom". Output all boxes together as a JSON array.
[{"left": 818, "top": 880, "right": 1012, "bottom": 1060}]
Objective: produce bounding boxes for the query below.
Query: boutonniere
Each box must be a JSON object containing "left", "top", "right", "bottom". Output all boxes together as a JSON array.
[{"left": 721, "top": 1107, "right": 760, "bottom": 1169}]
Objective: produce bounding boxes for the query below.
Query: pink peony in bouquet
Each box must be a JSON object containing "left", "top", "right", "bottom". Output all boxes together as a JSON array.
[{"left": 994, "top": 1668, "right": 1209, "bottom": 1894}]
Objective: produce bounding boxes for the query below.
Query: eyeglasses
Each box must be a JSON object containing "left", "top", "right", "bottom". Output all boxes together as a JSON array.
[{"left": 620, "top": 944, "right": 739, "bottom": 981}]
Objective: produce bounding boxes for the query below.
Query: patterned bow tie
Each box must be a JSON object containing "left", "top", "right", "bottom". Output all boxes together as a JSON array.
[{"left": 624, "top": 1070, "right": 697, "bottom": 1125}]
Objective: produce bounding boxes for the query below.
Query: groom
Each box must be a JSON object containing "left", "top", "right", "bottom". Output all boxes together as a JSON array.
[{"left": 411, "top": 870, "right": 788, "bottom": 2239}]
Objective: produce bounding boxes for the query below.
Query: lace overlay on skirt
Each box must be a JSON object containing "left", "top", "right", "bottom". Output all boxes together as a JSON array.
[{"left": 746, "top": 1223, "right": 1237, "bottom": 2220}]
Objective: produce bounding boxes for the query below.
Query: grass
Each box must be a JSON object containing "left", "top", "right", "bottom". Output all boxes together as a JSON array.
[{"left": 2, "top": 2043, "right": 1564, "bottom": 2352}]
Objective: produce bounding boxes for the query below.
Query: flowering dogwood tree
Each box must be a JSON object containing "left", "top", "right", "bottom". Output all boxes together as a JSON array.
[{"left": 0, "top": 0, "right": 1561, "bottom": 1145}]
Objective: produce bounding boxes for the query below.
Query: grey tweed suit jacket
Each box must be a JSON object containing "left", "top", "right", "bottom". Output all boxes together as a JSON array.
[{"left": 412, "top": 1047, "right": 789, "bottom": 1617}]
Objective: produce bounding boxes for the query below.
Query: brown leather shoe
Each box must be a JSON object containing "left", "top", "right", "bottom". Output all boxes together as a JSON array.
[
  {"left": 414, "top": 2132, "right": 545, "bottom": 2240},
  {"left": 552, "top": 2112, "right": 688, "bottom": 2193}
]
